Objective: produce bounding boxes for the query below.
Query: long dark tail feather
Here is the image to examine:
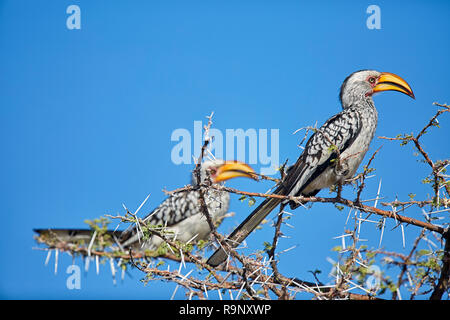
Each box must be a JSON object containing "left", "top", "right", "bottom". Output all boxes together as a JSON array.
[
  {"left": 207, "top": 187, "right": 284, "bottom": 267},
  {"left": 33, "top": 228, "right": 126, "bottom": 244}
]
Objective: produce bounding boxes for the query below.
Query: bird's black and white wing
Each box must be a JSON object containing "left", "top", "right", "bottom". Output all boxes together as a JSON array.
[
  {"left": 207, "top": 107, "right": 364, "bottom": 266},
  {"left": 283, "top": 107, "right": 363, "bottom": 204},
  {"left": 120, "top": 188, "right": 230, "bottom": 250}
]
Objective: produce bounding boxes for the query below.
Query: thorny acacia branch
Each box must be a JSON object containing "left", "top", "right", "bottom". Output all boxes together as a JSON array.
[{"left": 34, "top": 103, "right": 450, "bottom": 300}]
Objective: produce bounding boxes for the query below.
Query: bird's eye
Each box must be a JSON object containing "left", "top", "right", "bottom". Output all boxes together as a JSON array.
[{"left": 368, "top": 77, "right": 376, "bottom": 84}]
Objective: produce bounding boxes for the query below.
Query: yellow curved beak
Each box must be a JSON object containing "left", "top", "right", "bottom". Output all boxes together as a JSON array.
[
  {"left": 373, "top": 72, "right": 415, "bottom": 99},
  {"left": 214, "top": 161, "right": 256, "bottom": 183}
]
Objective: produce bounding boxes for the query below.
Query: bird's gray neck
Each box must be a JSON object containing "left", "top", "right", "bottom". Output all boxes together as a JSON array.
[
  {"left": 342, "top": 93, "right": 375, "bottom": 109},
  {"left": 359, "top": 98, "right": 378, "bottom": 121},
  {"left": 343, "top": 97, "right": 378, "bottom": 135}
]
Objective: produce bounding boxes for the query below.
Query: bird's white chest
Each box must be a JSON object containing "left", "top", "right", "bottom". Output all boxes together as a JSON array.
[
  {"left": 172, "top": 190, "right": 230, "bottom": 243},
  {"left": 332, "top": 110, "right": 378, "bottom": 182}
]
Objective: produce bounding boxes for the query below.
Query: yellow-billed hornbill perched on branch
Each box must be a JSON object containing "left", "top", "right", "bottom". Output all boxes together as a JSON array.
[
  {"left": 34, "top": 160, "right": 255, "bottom": 252},
  {"left": 207, "top": 70, "right": 415, "bottom": 267}
]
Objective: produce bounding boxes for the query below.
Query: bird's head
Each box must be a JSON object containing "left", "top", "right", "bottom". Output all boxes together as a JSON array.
[
  {"left": 192, "top": 160, "right": 256, "bottom": 186},
  {"left": 339, "top": 70, "right": 415, "bottom": 108}
]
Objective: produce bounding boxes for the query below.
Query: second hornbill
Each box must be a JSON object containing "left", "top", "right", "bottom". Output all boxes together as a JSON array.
[
  {"left": 207, "top": 70, "right": 415, "bottom": 267},
  {"left": 34, "top": 160, "right": 255, "bottom": 252}
]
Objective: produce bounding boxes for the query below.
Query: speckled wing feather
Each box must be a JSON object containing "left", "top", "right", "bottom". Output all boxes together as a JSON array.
[
  {"left": 118, "top": 191, "right": 196, "bottom": 243},
  {"left": 144, "top": 191, "right": 203, "bottom": 227},
  {"left": 283, "top": 106, "right": 362, "bottom": 201},
  {"left": 118, "top": 191, "right": 199, "bottom": 248},
  {"left": 120, "top": 188, "right": 229, "bottom": 249}
]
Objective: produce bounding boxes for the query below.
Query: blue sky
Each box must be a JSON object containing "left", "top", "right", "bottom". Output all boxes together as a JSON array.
[{"left": 0, "top": 0, "right": 449, "bottom": 299}]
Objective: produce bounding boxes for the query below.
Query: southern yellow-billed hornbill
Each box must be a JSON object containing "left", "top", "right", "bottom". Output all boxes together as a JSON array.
[
  {"left": 207, "top": 70, "right": 415, "bottom": 267},
  {"left": 34, "top": 160, "right": 255, "bottom": 251}
]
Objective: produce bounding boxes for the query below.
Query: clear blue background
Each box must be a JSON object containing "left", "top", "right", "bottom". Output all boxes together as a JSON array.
[{"left": 0, "top": 0, "right": 449, "bottom": 299}]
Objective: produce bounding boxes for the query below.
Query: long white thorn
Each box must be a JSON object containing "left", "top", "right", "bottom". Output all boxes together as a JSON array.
[
  {"left": 401, "top": 224, "right": 406, "bottom": 249},
  {"left": 378, "top": 218, "right": 386, "bottom": 248},
  {"left": 54, "top": 249, "right": 59, "bottom": 275},
  {"left": 110, "top": 258, "right": 116, "bottom": 285},
  {"left": 171, "top": 285, "right": 179, "bottom": 300},
  {"left": 84, "top": 256, "right": 90, "bottom": 272},
  {"left": 135, "top": 193, "right": 151, "bottom": 216},
  {"left": 44, "top": 250, "right": 52, "bottom": 266},
  {"left": 374, "top": 178, "right": 382, "bottom": 208},
  {"left": 95, "top": 255, "right": 100, "bottom": 275},
  {"left": 87, "top": 230, "right": 97, "bottom": 257}
]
